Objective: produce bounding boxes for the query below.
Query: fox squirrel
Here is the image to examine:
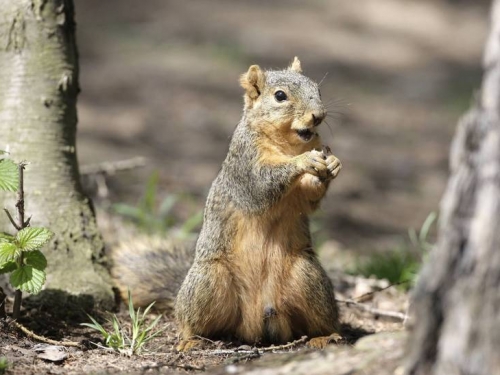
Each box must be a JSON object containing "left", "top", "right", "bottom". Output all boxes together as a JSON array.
[{"left": 111, "top": 57, "right": 342, "bottom": 350}]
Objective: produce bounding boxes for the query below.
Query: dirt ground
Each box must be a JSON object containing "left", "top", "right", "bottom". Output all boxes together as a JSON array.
[
  {"left": 1, "top": 270, "right": 408, "bottom": 375},
  {"left": 0, "top": 0, "right": 492, "bottom": 374}
]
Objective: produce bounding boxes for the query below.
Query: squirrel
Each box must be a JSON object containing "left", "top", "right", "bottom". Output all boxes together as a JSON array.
[{"left": 110, "top": 57, "right": 342, "bottom": 350}]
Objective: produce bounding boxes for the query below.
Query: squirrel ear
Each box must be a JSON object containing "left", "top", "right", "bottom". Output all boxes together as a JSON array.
[
  {"left": 240, "top": 65, "right": 265, "bottom": 103},
  {"left": 288, "top": 57, "right": 302, "bottom": 73}
]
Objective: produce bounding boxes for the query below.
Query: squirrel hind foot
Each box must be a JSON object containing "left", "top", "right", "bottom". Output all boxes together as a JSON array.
[
  {"left": 176, "top": 338, "right": 205, "bottom": 352},
  {"left": 306, "top": 333, "right": 343, "bottom": 349}
]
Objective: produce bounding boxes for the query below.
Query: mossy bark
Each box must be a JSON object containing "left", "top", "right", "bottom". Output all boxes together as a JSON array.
[
  {"left": 0, "top": 0, "right": 113, "bottom": 308},
  {"left": 406, "top": 1, "right": 500, "bottom": 374}
]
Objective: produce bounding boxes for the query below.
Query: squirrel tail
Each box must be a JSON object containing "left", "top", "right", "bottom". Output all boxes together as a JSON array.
[{"left": 110, "top": 236, "right": 194, "bottom": 311}]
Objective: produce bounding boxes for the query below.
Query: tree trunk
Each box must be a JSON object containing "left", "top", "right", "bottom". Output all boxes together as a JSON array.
[
  {"left": 0, "top": 0, "right": 113, "bottom": 308},
  {"left": 406, "top": 1, "right": 500, "bottom": 374}
]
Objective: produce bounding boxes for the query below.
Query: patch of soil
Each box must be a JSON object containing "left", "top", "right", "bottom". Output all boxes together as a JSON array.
[{"left": 1, "top": 274, "right": 408, "bottom": 375}]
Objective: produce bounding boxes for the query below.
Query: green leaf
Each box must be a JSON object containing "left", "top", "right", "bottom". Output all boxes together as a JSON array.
[
  {"left": 141, "top": 172, "right": 159, "bottom": 213},
  {"left": 158, "top": 194, "right": 179, "bottom": 218},
  {"left": 0, "top": 261, "right": 17, "bottom": 274},
  {"left": 127, "top": 290, "right": 136, "bottom": 323},
  {"left": 113, "top": 204, "right": 143, "bottom": 220},
  {"left": 10, "top": 266, "right": 46, "bottom": 294},
  {"left": 179, "top": 211, "right": 203, "bottom": 236},
  {"left": 0, "top": 233, "right": 15, "bottom": 243},
  {"left": 16, "top": 227, "right": 53, "bottom": 251},
  {"left": 419, "top": 211, "right": 437, "bottom": 244},
  {"left": 81, "top": 315, "right": 109, "bottom": 337},
  {"left": 0, "top": 242, "right": 20, "bottom": 264},
  {"left": 24, "top": 250, "right": 47, "bottom": 270},
  {"left": 0, "top": 159, "right": 18, "bottom": 192}
]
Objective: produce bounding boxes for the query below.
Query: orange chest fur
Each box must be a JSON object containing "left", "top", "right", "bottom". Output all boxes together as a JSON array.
[{"left": 230, "top": 196, "right": 310, "bottom": 287}]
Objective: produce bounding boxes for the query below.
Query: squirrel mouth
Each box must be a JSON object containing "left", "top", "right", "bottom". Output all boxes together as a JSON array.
[{"left": 296, "top": 129, "right": 315, "bottom": 142}]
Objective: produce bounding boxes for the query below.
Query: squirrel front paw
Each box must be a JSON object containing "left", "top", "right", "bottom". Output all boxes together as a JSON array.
[
  {"left": 322, "top": 145, "right": 342, "bottom": 181},
  {"left": 296, "top": 148, "right": 342, "bottom": 182},
  {"left": 325, "top": 154, "right": 342, "bottom": 181},
  {"left": 297, "top": 149, "right": 329, "bottom": 180}
]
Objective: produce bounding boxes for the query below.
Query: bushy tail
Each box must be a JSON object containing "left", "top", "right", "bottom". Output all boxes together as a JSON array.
[{"left": 110, "top": 236, "right": 194, "bottom": 311}]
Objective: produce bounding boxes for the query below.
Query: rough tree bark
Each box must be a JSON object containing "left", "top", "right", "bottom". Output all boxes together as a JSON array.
[
  {"left": 406, "top": 1, "right": 500, "bottom": 374},
  {"left": 0, "top": 0, "right": 113, "bottom": 308}
]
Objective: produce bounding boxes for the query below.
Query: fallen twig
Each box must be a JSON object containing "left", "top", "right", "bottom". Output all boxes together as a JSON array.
[
  {"left": 80, "top": 157, "right": 147, "bottom": 176},
  {"left": 352, "top": 280, "right": 410, "bottom": 302},
  {"left": 11, "top": 320, "right": 80, "bottom": 347},
  {"left": 207, "top": 335, "right": 309, "bottom": 355},
  {"left": 193, "top": 335, "right": 219, "bottom": 346},
  {"left": 337, "top": 299, "right": 406, "bottom": 322},
  {"left": 260, "top": 335, "right": 308, "bottom": 352}
]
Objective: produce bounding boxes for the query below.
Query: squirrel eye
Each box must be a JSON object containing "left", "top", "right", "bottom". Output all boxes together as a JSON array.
[{"left": 274, "top": 90, "right": 287, "bottom": 102}]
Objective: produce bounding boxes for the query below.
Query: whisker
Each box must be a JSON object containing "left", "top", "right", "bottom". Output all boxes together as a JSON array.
[
  {"left": 324, "top": 98, "right": 350, "bottom": 108},
  {"left": 326, "top": 114, "right": 344, "bottom": 121},
  {"left": 325, "top": 108, "right": 348, "bottom": 125},
  {"left": 324, "top": 105, "right": 348, "bottom": 113},
  {"left": 323, "top": 95, "right": 351, "bottom": 133},
  {"left": 324, "top": 105, "right": 348, "bottom": 112},
  {"left": 322, "top": 119, "right": 335, "bottom": 138},
  {"left": 318, "top": 72, "right": 329, "bottom": 87},
  {"left": 325, "top": 110, "right": 345, "bottom": 118}
]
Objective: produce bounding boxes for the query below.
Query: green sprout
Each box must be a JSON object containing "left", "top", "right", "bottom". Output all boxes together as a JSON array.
[
  {"left": 0, "top": 153, "right": 53, "bottom": 319},
  {"left": 113, "top": 171, "right": 203, "bottom": 239},
  {"left": 82, "top": 291, "right": 164, "bottom": 355}
]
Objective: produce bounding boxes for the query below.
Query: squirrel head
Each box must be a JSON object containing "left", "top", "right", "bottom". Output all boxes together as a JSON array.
[{"left": 239, "top": 57, "right": 326, "bottom": 148}]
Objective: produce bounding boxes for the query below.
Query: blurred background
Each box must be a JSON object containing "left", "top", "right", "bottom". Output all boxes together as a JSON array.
[{"left": 74, "top": 0, "right": 489, "bottom": 274}]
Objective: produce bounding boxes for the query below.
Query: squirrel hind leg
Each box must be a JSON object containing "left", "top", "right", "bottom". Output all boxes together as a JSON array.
[
  {"left": 175, "top": 260, "right": 241, "bottom": 348},
  {"left": 285, "top": 253, "right": 341, "bottom": 339}
]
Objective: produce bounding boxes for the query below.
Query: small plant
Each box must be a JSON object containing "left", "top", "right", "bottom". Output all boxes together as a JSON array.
[
  {"left": 408, "top": 211, "right": 437, "bottom": 254},
  {"left": 0, "top": 153, "right": 53, "bottom": 319},
  {"left": 81, "top": 291, "right": 164, "bottom": 355},
  {"left": 113, "top": 172, "right": 203, "bottom": 239},
  {"left": 350, "top": 248, "right": 421, "bottom": 290},
  {"left": 350, "top": 212, "right": 437, "bottom": 290},
  {"left": 0, "top": 357, "right": 8, "bottom": 375}
]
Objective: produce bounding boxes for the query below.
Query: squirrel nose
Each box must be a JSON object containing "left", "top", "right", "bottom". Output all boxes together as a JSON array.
[{"left": 312, "top": 112, "right": 326, "bottom": 127}]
